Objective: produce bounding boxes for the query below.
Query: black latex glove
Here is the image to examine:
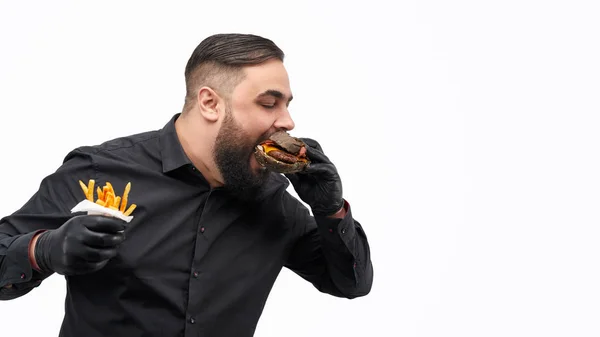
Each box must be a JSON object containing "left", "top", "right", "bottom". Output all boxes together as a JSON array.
[
  {"left": 285, "top": 138, "right": 344, "bottom": 217},
  {"left": 34, "top": 215, "right": 126, "bottom": 276}
]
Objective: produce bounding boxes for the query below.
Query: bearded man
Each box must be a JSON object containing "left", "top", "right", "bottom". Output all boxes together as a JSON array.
[{"left": 0, "top": 33, "right": 373, "bottom": 337}]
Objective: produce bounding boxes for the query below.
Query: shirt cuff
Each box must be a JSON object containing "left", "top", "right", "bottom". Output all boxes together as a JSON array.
[
  {"left": 314, "top": 199, "right": 356, "bottom": 248},
  {"left": 0, "top": 278, "right": 42, "bottom": 300},
  {"left": 1, "top": 231, "right": 48, "bottom": 287}
]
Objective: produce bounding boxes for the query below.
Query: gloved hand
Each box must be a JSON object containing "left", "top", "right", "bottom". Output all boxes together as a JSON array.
[
  {"left": 34, "top": 215, "right": 126, "bottom": 276},
  {"left": 285, "top": 138, "right": 344, "bottom": 216}
]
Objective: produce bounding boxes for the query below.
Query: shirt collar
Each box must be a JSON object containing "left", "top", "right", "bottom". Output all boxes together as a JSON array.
[
  {"left": 159, "top": 113, "right": 193, "bottom": 173},
  {"left": 157, "top": 113, "right": 290, "bottom": 198}
]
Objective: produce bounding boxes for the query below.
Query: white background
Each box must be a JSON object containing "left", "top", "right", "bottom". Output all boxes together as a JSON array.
[{"left": 1, "top": 0, "right": 599, "bottom": 336}]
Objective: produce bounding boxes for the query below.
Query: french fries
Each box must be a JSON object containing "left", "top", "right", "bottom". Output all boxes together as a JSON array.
[{"left": 78, "top": 179, "right": 137, "bottom": 216}]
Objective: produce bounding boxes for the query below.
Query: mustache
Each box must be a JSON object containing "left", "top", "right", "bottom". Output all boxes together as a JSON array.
[
  {"left": 254, "top": 129, "right": 283, "bottom": 146},
  {"left": 254, "top": 133, "right": 271, "bottom": 146}
]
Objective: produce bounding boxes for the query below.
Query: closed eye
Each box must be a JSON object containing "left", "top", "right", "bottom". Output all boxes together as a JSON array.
[{"left": 255, "top": 89, "right": 293, "bottom": 110}]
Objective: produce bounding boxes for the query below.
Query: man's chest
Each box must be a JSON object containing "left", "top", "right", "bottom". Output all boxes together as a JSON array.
[{"left": 100, "top": 186, "right": 294, "bottom": 283}]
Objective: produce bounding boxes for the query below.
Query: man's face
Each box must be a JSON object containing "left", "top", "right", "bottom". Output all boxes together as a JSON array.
[{"left": 213, "top": 59, "right": 295, "bottom": 201}]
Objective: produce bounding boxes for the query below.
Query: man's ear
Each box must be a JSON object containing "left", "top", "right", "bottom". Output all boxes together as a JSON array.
[{"left": 196, "top": 86, "right": 222, "bottom": 122}]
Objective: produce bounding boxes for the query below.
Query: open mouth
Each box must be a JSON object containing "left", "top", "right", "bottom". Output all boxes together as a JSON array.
[{"left": 253, "top": 131, "right": 310, "bottom": 174}]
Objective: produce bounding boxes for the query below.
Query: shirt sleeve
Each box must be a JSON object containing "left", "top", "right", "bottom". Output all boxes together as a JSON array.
[
  {"left": 284, "top": 198, "right": 374, "bottom": 299},
  {"left": 0, "top": 148, "right": 97, "bottom": 299}
]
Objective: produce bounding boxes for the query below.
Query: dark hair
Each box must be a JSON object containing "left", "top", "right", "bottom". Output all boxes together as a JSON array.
[{"left": 182, "top": 33, "right": 285, "bottom": 112}]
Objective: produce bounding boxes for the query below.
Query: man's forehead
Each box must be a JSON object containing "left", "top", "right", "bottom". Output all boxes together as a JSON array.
[
  {"left": 256, "top": 89, "right": 293, "bottom": 102},
  {"left": 237, "top": 61, "right": 292, "bottom": 99}
]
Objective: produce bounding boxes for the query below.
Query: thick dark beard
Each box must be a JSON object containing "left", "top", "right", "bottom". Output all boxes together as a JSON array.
[{"left": 213, "top": 109, "right": 271, "bottom": 202}]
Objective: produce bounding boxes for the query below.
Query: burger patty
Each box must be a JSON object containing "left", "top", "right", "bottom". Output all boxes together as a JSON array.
[{"left": 269, "top": 150, "right": 300, "bottom": 164}]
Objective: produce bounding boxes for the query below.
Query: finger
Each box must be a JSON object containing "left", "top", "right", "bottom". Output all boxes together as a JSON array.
[
  {"left": 84, "top": 215, "right": 127, "bottom": 234},
  {"left": 305, "top": 145, "right": 331, "bottom": 164},
  {"left": 79, "top": 245, "right": 119, "bottom": 263},
  {"left": 299, "top": 138, "right": 323, "bottom": 152},
  {"left": 81, "top": 227, "right": 125, "bottom": 248},
  {"left": 304, "top": 163, "right": 338, "bottom": 176},
  {"left": 69, "top": 259, "right": 110, "bottom": 274}
]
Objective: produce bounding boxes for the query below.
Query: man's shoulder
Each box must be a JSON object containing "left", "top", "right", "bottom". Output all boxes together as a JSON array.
[
  {"left": 88, "top": 129, "right": 160, "bottom": 152},
  {"left": 62, "top": 129, "right": 162, "bottom": 164}
]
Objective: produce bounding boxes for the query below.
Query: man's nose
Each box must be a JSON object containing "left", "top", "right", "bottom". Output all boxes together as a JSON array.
[{"left": 274, "top": 109, "right": 295, "bottom": 131}]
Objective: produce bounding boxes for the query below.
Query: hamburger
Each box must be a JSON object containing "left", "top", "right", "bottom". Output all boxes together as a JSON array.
[{"left": 254, "top": 131, "right": 310, "bottom": 174}]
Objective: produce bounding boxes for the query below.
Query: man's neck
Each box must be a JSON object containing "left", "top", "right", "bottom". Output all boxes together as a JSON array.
[{"left": 174, "top": 113, "right": 224, "bottom": 188}]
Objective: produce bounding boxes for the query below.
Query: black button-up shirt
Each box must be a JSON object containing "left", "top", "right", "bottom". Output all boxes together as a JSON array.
[{"left": 0, "top": 113, "right": 373, "bottom": 337}]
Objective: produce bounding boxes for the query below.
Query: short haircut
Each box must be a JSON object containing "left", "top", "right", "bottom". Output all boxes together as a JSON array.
[{"left": 182, "top": 33, "right": 285, "bottom": 112}]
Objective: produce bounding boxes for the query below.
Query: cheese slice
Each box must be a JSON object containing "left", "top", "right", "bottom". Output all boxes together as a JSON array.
[
  {"left": 260, "top": 143, "right": 308, "bottom": 163},
  {"left": 262, "top": 143, "right": 283, "bottom": 154}
]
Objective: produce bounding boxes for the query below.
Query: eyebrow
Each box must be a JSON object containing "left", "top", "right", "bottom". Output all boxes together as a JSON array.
[{"left": 257, "top": 89, "right": 293, "bottom": 103}]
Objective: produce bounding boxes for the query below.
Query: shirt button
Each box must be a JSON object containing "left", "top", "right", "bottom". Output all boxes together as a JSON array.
[
  {"left": 341, "top": 228, "right": 347, "bottom": 234},
  {"left": 200, "top": 226, "right": 205, "bottom": 233},
  {"left": 190, "top": 317, "right": 196, "bottom": 324},
  {"left": 193, "top": 271, "right": 199, "bottom": 278},
  {"left": 20, "top": 273, "right": 26, "bottom": 279}
]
